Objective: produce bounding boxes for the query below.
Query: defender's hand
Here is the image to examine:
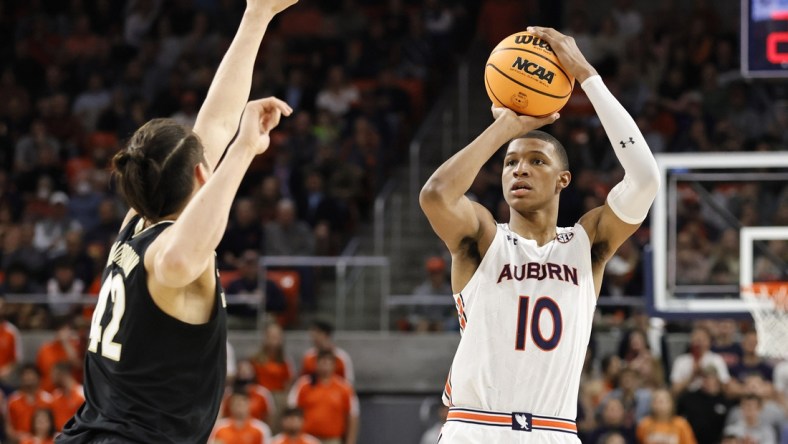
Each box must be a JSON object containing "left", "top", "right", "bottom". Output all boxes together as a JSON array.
[
  {"left": 492, "top": 105, "right": 560, "bottom": 138},
  {"left": 237, "top": 97, "right": 292, "bottom": 155},
  {"left": 247, "top": 0, "right": 298, "bottom": 16},
  {"left": 527, "top": 26, "right": 598, "bottom": 83}
]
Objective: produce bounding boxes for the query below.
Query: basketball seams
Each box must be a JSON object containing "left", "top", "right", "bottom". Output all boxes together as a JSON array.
[
  {"left": 485, "top": 64, "right": 571, "bottom": 100},
  {"left": 489, "top": 47, "right": 573, "bottom": 85}
]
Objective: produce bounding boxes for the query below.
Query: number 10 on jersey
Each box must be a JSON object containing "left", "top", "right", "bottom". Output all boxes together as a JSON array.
[
  {"left": 515, "top": 296, "right": 563, "bottom": 351},
  {"left": 88, "top": 273, "right": 126, "bottom": 361}
]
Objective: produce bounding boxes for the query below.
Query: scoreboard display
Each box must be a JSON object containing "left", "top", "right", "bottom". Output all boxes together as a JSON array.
[{"left": 742, "top": 0, "right": 788, "bottom": 77}]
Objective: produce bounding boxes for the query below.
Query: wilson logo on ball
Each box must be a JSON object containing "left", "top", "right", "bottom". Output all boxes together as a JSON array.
[
  {"left": 511, "top": 57, "right": 555, "bottom": 84},
  {"left": 514, "top": 35, "right": 553, "bottom": 52}
]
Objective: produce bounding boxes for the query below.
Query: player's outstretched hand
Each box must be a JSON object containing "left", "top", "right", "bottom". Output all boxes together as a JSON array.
[
  {"left": 238, "top": 97, "right": 293, "bottom": 155},
  {"left": 492, "top": 105, "right": 559, "bottom": 138},
  {"left": 248, "top": 0, "right": 299, "bottom": 16},
  {"left": 527, "top": 26, "right": 598, "bottom": 84}
]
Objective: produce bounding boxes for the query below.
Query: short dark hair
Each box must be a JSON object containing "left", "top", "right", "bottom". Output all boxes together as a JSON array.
[
  {"left": 512, "top": 130, "right": 569, "bottom": 170},
  {"left": 112, "top": 118, "right": 206, "bottom": 222},
  {"left": 311, "top": 320, "right": 334, "bottom": 336},
  {"left": 741, "top": 393, "right": 762, "bottom": 405},
  {"left": 317, "top": 350, "right": 335, "bottom": 361},
  {"left": 282, "top": 407, "right": 304, "bottom": 418}
]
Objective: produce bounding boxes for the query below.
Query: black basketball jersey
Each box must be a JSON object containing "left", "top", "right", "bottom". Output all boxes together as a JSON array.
[{"left": 57, "top": 216, "right": 227, "bottom": 444}]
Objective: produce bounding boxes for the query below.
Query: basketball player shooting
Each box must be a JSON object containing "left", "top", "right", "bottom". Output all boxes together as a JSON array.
[
  {"left": 420, "top": 27, "right": 660, "bottom": 443},
  {"left": 56, "top": 1, "right": 297, "bottom": 443}
]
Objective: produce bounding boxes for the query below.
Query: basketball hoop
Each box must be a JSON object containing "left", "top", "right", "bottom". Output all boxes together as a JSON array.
[{"left": 742, "top": 282, "right": 788, "bottom": 359}]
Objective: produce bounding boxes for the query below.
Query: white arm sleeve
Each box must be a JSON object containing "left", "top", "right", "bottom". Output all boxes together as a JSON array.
[{"left": 582, "top": 75, "right": 660, "bottom": 224}]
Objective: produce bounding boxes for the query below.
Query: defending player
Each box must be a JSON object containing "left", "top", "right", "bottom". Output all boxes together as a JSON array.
[
  {"left": 420, "top": 27, "right": 660, "bottom": 443},
  {"left": 56, "top": 0, "right": 297, "bottom": 442}
]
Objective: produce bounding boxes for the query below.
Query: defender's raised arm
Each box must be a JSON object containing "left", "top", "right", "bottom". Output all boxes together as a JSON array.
[{"left": 194, "top": 0, "right": 298, "bottom": 171}]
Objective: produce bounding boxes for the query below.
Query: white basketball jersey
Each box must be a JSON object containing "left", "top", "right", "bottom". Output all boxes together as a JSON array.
[{"left": 443, "top": 223, "right": 596, "bottom": 419}]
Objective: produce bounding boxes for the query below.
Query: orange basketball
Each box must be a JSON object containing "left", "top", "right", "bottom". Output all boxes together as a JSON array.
[{"left": 484, "top": 31, "right": 575, "bottom": 117}]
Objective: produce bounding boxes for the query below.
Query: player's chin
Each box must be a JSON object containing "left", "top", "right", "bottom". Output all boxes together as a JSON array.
[{"left": 504, "top": 194, "right": 538, "bottom": 212}]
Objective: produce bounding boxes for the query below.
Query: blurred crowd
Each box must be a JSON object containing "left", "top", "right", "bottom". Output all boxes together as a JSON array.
[
  {"left": 0, "top": 315, "right": 361, "bottom": 444},
  {"left": 0, "top": 0, "right": 477, "bottom": 329},
  {"left": 568, "top": 317, "right": 788, "bottom": 444}
]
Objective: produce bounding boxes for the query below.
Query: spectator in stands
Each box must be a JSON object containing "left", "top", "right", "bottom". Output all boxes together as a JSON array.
[
  {"left": 51, "top": 230, "right": 94, "bottom": 286},
  {"left": 7, "top": 364, "right": 53, "bottom": 442},
  {"left": 671, "top": 326, "right": 731, "bottom": 396},
  {"left": 14, "top": 119, "right": 61, "bottom": 175},
  {"left": 587, "top": 398, "right": 636, "bottom": 444},
  {"left": 2, "top": 224, "right": 47, "bottom": 280},
  {"left": 730, "top": 330, "right": 773, "bottom": 383},
  {"left": 225, "top": 249, "right": 286, "bottom": 318},
  {"left": 272, "top": 407, "right": 320, "bottom": 444},
  {"left": 636, "top": 389, "right": 697, "bottom": 444},
  {"left": 212, "top": 387, "right": 272, "bottom": 444},
  {"left": 409, "top": 256, "right": 452, "bottom": 332},
  {"left": 265, "top": 198, "right": 315, "bottom": 256},
  {"left": 223, "top": 360, "right": 275, "bottom": 426},
  {"left": 85, "top": 198, "right": 121, "bottom": 248},
  {"left": 677, "top": 366, "right": 731, "bottom": 444},
  {"left": 49, "top": 361, "right": 83, "bottom": 431},
  {"left": 46, "top": 258, "right": 85, "bottom": 321},
  {"left": 288, "top": 351, "right": 359, "bottom": 444},
  {"left": 725, "top": 374, "right": 784, "bottom": 435},
  {"left": 301, "top": 320, "right": 354, "bottom": 384},
  {"left": 72, "top": 73, "right": 111, "bottom": 132},
  {"left": 598, "top": 432, "right": 627, "bottom": 444},
  {"left": 36, "top": 319, "right": 81, "bottom": 393},
  {"left": 219, "top": 198, "right": 265, "bottom": 270},
  {"left": 2, "top": 262, "right": 40, "bottom": 295},
  {"left": 33, "top": 192, "right": 81, "bottom": 256},
  {"left": 315, "top": 66, "right": 359, "bottom": 118},
  {"left": 619, "top": 329, "right": 664, "bottom": 389},
  {"left": 712, "top": 319, "right": 743, "bottom": 370},
  {"left": 252, "top": 323, "right": 294, "bottom": 428},
  {"left": 599, "top": 367, "right": 652, "bottom": 426},
  {"left": 0, "top": 296, "right": 21, "bottom": 383},
  {"left": 19, "top": 408, "right": 56, "bottom": 444},
  {"left": 724, "top": 395, "right": 777, "bottom": 444}
]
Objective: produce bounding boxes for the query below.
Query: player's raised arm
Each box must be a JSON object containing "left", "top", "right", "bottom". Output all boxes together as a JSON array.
[
  {"left": 193, "top": 0, "right": 297, "bottom": 171},
  {"left": 148, "top": 98, "right": 290, "bottom": 288},
  {"left": 419, "top": 108, "right": 559, "bottom": 254},
  {"left": 529, "top": 26, "right": 660, "bottom": 263}
]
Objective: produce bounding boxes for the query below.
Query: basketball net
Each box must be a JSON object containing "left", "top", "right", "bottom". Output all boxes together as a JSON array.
[{"left": 742, "top": 282, "right": 788, "bottom": 359}]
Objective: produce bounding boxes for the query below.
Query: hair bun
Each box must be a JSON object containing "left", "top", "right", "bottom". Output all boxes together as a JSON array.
[{"left": 113, "top": 148, "right": 146, "bottom": 170}]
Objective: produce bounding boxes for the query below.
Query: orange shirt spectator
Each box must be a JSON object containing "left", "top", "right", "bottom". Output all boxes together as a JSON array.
[
  {"left": 221, "top": 384, "right": 275, "bottom": 424},
  {"left": 19, "top": 437, "right": 55, "bottom": 444},
  {"left": 18, "top": 408, "right": 56, "bottom": 444},
  {"left": 301, "top": 321, "right": 355, "bottom": 384},
  {"left": 272, "top": 407, "right": 321, "bottom": 444},
  {"left": 636, "top": 416, "right": 697, "bottom": 444},
  {"left": 8, "top": 392, "right": 54, "bottom": 436},
  {"left": 254, "top": 358, "right": 294, "bottom": 392},
  {"left": 636, "top": 389, "right": 697, "bottom": 444},
  {"left": 271, "top": 433, "right": 321, "bottom": 444},
  {"left": 36, "top": 324, "right": 82, "bottom": 393},
  {"left": 211, "top": 418, "right": 271, "bottom": 444},
  {"left": 7, "top": 366, "right": 54, "bottom": 439},
  {"left": 288, "top": 374, "right": 359, "bottom": 440},
  {"left": 0, "top": 318, "right": 22, "bottom": 378},
  {"left": 300, "top": 348, "right": 353, "bottom": 383},
  {"left": 50, "top": 384, "right": 84, "bottom": 431}
]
